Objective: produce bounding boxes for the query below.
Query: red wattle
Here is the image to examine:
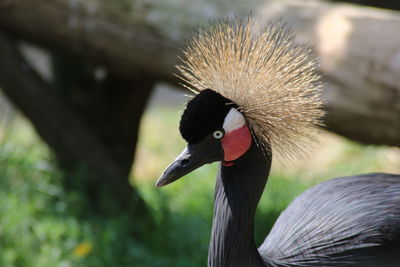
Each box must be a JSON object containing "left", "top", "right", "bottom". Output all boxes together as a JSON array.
[{"left": 221, "top": 124, "right": 252, "bottom": 162}]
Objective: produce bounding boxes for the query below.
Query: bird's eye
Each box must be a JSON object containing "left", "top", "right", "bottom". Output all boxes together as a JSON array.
[{"left": 213, "top": 130, "right": 224, "bottom": 139}]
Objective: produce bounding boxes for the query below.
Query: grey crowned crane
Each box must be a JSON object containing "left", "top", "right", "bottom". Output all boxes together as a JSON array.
[{"left": 155, "top": 19, "right": 400, "bottom": 267}]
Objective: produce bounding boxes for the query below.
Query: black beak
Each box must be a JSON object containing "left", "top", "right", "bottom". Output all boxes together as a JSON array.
[{"left": 155, "top": 140, "right": 222, "bottom": 187}]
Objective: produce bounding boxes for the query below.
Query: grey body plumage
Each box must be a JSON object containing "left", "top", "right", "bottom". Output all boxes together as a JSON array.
[
  {"left": 205, "top": 139, "right": 400, "bottom": 267},
  {"left": 260, "top": 173, "right": 400, "bottom": 266}
]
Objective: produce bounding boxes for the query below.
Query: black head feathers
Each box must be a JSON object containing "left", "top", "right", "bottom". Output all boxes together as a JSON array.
[
  {"left": 176, "top": 19, "right": 324, "bottom": 159},
  {"left": 180, "top": 89, "right": 237, "bottom": 144}
]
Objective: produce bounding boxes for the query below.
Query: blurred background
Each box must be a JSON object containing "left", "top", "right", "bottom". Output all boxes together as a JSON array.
[{"left": 0, "top": 0, "right": 399, "bottom": 266}]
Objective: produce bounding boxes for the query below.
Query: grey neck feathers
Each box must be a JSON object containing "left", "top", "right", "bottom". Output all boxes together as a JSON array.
[{"left": 208, "top": 142, "right": 272, "bottom": 267}]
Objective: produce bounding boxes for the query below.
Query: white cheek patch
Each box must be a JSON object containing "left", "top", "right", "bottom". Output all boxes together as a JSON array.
[{"left": 222, "top": 108, "right": 246, "bottom": 133}]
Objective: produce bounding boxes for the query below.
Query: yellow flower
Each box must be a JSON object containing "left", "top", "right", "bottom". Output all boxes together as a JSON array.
[{"left": 73, "top": 242, "right": 93, "bottom": 258}]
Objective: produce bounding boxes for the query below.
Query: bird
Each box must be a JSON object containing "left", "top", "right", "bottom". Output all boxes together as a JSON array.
[{"left": 155, "top": 18, "right": 400, "bottom": 267}]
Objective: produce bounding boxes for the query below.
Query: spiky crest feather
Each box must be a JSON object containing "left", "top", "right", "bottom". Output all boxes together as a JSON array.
[{"left": 177, "top": 18, "right": 325, "bottom": 159}]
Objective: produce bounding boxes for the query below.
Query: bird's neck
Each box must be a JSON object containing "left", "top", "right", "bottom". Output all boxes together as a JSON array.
[{"left": 208, "top": 142, "right": 271, "bottom": 267}]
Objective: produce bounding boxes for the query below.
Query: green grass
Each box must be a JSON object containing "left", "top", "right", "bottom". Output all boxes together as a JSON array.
[{"left": 0, "top": 108, "right": 398, "bottom": 266}]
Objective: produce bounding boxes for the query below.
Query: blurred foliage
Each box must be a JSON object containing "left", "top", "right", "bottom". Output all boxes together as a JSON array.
[{"left": 0, "top": 106, "right": 399, "bottom": 266}]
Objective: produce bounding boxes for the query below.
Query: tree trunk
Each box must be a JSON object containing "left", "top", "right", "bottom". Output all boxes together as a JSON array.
[
  {"left": 0, "top": 32, "right": 153, "bottom": 214},
  {"left": 331, "top": 0, "right": 400, "bottom": 10},
  {"left": 257, "top": 0, "right": 400, "bottom": 146},
  {"left": 1, "top": 0, "right": 398, "bottom": 146}
]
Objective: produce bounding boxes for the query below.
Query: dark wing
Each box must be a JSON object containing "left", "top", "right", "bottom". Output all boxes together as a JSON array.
[{"left": 258, "top": 173, "right": 400, "bottom": 267}]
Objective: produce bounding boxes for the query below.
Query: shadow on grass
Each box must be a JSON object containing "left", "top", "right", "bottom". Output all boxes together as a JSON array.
[
  {"left": 0, "top": 118, "right": 312, "bottom": 267},
  {"left": 0, "top": 152, "right": 307, "bottom": 267}
]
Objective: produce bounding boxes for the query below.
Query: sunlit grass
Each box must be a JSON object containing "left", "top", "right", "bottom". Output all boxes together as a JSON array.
[{"left": 0, "top": 106, "right": 399, "bottom": 266}]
